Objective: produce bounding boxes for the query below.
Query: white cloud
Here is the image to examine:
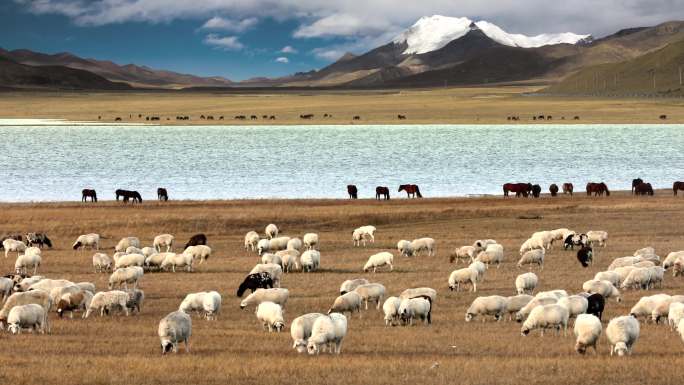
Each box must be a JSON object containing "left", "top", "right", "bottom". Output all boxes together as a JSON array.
[
  {"left": 280, "top": 45, "right": 298, "bottom": 54},
  {"left": 275, "top": 56, "right": 289, "bottom": 63},
  {"left": 203, "top": 34, "right": 244, "bottom": 50},
  {"left": 201, "top": 16, "right": 258, "bottom": 32}
]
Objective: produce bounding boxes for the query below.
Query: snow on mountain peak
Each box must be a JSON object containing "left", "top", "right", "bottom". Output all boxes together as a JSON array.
[{"left": 394, "top": 15, "right": 591, "bottom": 55}]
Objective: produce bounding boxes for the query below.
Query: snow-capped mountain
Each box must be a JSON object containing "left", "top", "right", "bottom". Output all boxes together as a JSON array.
[{"left": 394, "top": 15, "right": 591, "bottom": 55}]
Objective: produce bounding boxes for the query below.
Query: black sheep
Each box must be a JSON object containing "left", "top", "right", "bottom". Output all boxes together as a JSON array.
[
  {"left": 184, "top": 233, "right": 207, "bottom": 249},
  {"left": 586, "top": 293, "right": 605, "bottom": 320},
  {"left": 237, "top": 272, "right": 273, "bottom": 297},
  {"left": 577, "top": 246, "right": 593, "bottom": 267}
]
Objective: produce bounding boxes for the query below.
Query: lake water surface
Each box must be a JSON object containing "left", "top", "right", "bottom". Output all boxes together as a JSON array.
[{"left": 0, "top": 123, "right": 682, "bottom": 201}]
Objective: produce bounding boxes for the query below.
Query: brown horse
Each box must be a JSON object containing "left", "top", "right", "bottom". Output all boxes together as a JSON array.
[
  {"left": 398, "top": 184, "right": 422, "bottom": 198},
  {"left": 586, "top": 182, "right": 610, "bottom": 196},
  {"left": 81, "top": 189, "right": 97, "bottom": 202},
  {"left": 347, "top": 185, "right": 358, "bottom": 199},
  {"left": 634, "top": 182, "right": 654, "bottom": 196},
  {"left": 503, "top": 183, "right": 532, "bottom": 197},
  {"left": 631, "top": 178, "right": 643, "bottom": 195},
  {"left": 562, "top": 183, "right": 573, "bottom": 196},
  {"left": 375, "top": 186, "right": 390, "bottom": 200},
  {"left": 549, "top": 184, "right": 559, "bottom": 197},
  {"left": 674, "top": 182, "right": 684, "bottom": 196},
  {"left": 157, "top": 188, "right": 168, "bottom": 201}
]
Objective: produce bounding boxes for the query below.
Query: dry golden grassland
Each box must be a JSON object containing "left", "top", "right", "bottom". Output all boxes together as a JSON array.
[
  {"left": 1, "top": 87, "right": 683, "bottom": 125},
  {"left": 0, "top": 192, "right": 683, "bottom": 385}
]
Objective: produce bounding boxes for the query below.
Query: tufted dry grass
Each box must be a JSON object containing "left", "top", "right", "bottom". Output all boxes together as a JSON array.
[{"left": 0, "top": 191, "right": 683, "bottom": 384}]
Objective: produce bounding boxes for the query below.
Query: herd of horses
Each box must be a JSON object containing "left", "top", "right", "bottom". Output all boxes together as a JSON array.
[
  {"left": 346, "top": 184, "right": 422, "bottom": 200},
  {"left": 81, "top": 188, "right": 168, "bottom": 203}
]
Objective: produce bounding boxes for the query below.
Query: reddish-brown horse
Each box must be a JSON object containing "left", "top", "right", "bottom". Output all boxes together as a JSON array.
[
  {"left": 398, "top": 184, "right": 422, "bottom": 198},
  {"left": 375, "top": 186, "right": 390, "bottom": 200},
  {"left": 347, "top": 185, "right": 358, "bottom": 199},
  {"left": 562, "top": 183, "right": 574, "bottom": 196},
  {"left": 503, "top": 183, "right": 532, "bottom": 197},
  {"left": 586, "top": 182, "right": 610, "bottom": 196},
  {"left": 674, "top": 181, "right": 684, "bottom": 196},
  {"left": 634, "top": 182, "right": 654, "bottom": 196}
]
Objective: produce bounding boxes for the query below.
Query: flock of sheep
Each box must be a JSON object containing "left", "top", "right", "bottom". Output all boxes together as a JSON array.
[{"left": 3, "top": 220, "right": 684, "bottom": 357}]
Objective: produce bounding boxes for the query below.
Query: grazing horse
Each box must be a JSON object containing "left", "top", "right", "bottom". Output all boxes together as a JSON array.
[
  {"left": 375, "top": 186, "right": 390, "bottom": 200},
  {"left": 631, "top": 178, "right": 643, "bottom": 194},
  {"left": 157, "top": 188, "right": 169, "bottom": 201},
  {"left": 549, "top": 184, "right": 559, "bottom": 197},
  {"left": 531, "top": 184, "right": 542, "bottom": 198},
  {"left": 503, "top": 183, "right": 532, "bottom": 197},
  {"left": 116, "top": 189, "right": 143, "bottom": 204},
  {"left": 81, "top": 189, "right": 97, "bottom": 202},
  {"left": 634, "top": 182, "right": 654, "bottom": 196},
  {"left": 347, "top": 185, "right": 358, "bottom": 199},
  {"left": 586, "top": 182, "right": 610, "bottom": 197},
  {"left": 674, "top": 181, "right": 684, "bottom": 196},
  {"left": 398, "top": 184, "right": 422, "bottom": 198},
  {"left": 562, "top": 183, "right": 573, "bottom": 196}
]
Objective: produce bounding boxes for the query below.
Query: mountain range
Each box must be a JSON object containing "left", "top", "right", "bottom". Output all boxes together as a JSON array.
[{"left": 2, "top": 16, "right": 684, "bottom": 91}]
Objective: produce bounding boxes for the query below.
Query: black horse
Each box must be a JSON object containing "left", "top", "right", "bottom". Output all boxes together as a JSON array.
[
  {"left": 116, "top": 189, "right": 143, "bottom": 204},
  {"left": 347, "top": 185, "right": 358, "bottom": 199},
  {"left": 237, "top": 272, "right": 274, "bottom": 298},
  {"left": 82, "top": 189, "right": 97, "bottom": 202},
  {"left": 157, "top": 188, "right": 169, "bottom": 201},
  {"left": 375, "top": 186, "right": 390, "bottom": 200},
  {"left": 631, "top": 178, "right": 643, "bottom": 195}
]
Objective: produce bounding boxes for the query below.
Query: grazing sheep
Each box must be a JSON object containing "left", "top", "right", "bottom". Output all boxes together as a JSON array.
[
  {"left": 400, "top": 287, "right": 437, "bottom": 302},
  {"left": 410, "top": 238, "right": 435, "bottom": 257},
  {"left": 448, "top": 267, "right": 479, "bottom": 292},
  {"left": 14, "top": 253, "right": 40, "bottom": 275},
  {"left": 108, "top": 266, "right": 144, "bottom": 290},
  {"left": 180, "top": 291, "right": 222, "bottom": 320},
  {"left": 515, "top": 272, "right": 538, "bottom": 295},
  {"left": 125, "top": 289, "right": 144, "bottom": 314},
  {"left": 153, "top": 234, "right": 174, "bottom": 252},
  {"left": 249, "top": 264, "right": 283, "bottom": 288},
  {"left": 352, "top": 226, "right": 376, "bottom": 247},
  {"left": 621, "top": 268, "right": 653, "bottom": 290},
  {"left": 558, "top": 295, "right": 589, "bottom": 318},
  {"left": 469, "top": 261, "right": 486, "bottom": 283},
  {"left": 183, "top": 245, "right": 211, "bottom": 265},
  {"left": 450, "top": 245, "right": 476, "bottom": 264},
  {"left": 515, "top": 297, "right": 558, "bottom": 322},
  {"left": 291, "top": 313, "right": 324, "bottom": 353},
  {"left": 608, "top": 256, "right": 643, "bottom": 271},
  {"left": 300, "top": 250, "right": 321, "bottom": 272},
  {"left": 669, "top": 302, "right": 684, "bottom": 330},
  {"left": 24, "top": 247, "right": 41, "bottom": 257},
  {"left": 517, "top": 249, "right": 544, "bottom": 270},
  {"left": 158, "top": 311, "right": 192, "bottom": 354},
  {"left": 398, "top": 296, "right": 432, "bottom": 325},
  {"left": 7, "top": 304, "right": 47, "bottom": 334},
  {"left": 587, "top": 231, "right": 608, "bottom": 247},
  {"left": 265, "top": 224, "right": 279, "bottom": 239},
  {"left": 115, "top": 253, "right": 145, "bottom": 269},
  {"left": 353, "top": 283, "right": 386, "bottom": 310},
  {"left": 531, "top": 231, "right": 555, "bottom": 250},
  {"left": 521, "top": 304, "right": 569, "bottom": 337},
  {"left": 0, "top": 277, "right": 13, "bottom": 303},
  {"left": 276, "top": 249, "right": 300, "bottom": 273},
  {"left": 612, "top": 266, "right": 636, "bottom": 285},
  {"left": 125, "top": 247, "right": 143, "bottom": 255},
  {"left": 244, "top": 231, "right": 260, "bottom": 251},
  {"left": 634, "top": 247, "right": 655, "bottom": 257},
  {"left": 564, "top": 233, "right": 588, "bottom": 250},
  {"left": 633, "top": 261, "right": 655, "bottom": 268},
  {"left": 160, "top": 252, "right": 194, "bottom": 272},
  {"left": 237, "top": 272, "right": 274, "bottom": 297},
  {"left": 519, "top": 237, "right": 545, "bottom": 256},
  {"left": 594, "top": 271, "right": 621, "bottom": 287},
  {"left": 13, "top": 276, "right": 44, "bottom": 292},
  {"left": 307, "top": 313, "right": 347, "bottom": 355},
  {"left": 382, "top": 297, "right": 402, "bottom": 326},
  {"left": 287, "top": 238, "right": 303, "bottom": 251},
  {"left": 574, "top": 314, "right": 602, "bottom": 354},
  {"left": 466, "top": 295, "right": 508, "bottom": 322},
  {"left": 56, "top": 291, "right": 93, "bottom": 318},
  {"left": 328, "top": 292, "right": 362, "bottom": 318},
  {"left": 363, "top": 252, "right": 393, "bottom": 273},
  {"left": 582, "top": 280, "right": 622, "bottom": 302},
  {"left": 72, "top": 234, "right": 99, "bottom": 251},
  {"left": 49, "top": 285, "right": 82, "bottom": 308},
  {"left": 240, "top": 288, "right": 289, "bottom": 309},
  {"left": 84, "top": 290, "right": 129, "bottom": 318},
  {"left": 606, "top": 315, "right": 640, "bottom": 356},
  {"left": 651, "top": 296, "right": 684, "bottom": 325},
  {"left": 0, "top": 290, "right": 51, "bottom": 330},
  {"left": 144, "top": 252, "right": 168, "bottom": 270},
  {"left": 201, "top": 291, "right": 222, "bottom": 320},
  {"left": 257, "top": 239, "right": 271, "bottom": 256},
  {"left": 476, "top": 244, "right": 504, "bottom": 268},
  {"left": 473, "top": 239, "right": 497, "bottom": 253},
  {"left": 340, "top": 278, "right": 369, "bottom": 295},
  {"left": 397, "top": 240, "right": 414, "bottom": 257},
  {"left": 663, "top": 251, "right": 684, "bottom": 270},
  {"left": 261, "top": 253, "right": 283, "bottom": 268},
  {"left": 256, "top": 301, "right": 285, "bottom": 332},
  {"left": 3, "top": 239, "right": 27, "bottom": 258},
  {"left": 92, "top": 253, "right": 113, "bottom": 273},
  {"left": 269, "top": 237, "right": 291, "bottom": 252},
  {"left": 303, "top": 233, "right": 319, "bottom": 250},
  {"left": 141, "top": 247, "right": 157, "bottom": 257},
  {"left": 115, "top": 237, "right": 140, "bottom": 253},
  {"left": 629, "top": 293, "right": 671, "bottom": 320},
  {"left": 504, "top": 295, "right": 533, "bottom": 321},
  {"left": 551, "top": 228, "right": 574, "bottom": 242},
  {"left": 586, "top": 293, "right": 605, "bottom": 320},
  {"left": 27, "top": 279, "right": 74, "bottom": 295}
]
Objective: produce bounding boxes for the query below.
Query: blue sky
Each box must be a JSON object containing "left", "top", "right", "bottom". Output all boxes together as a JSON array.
[{"left": 2, "top": 0, "right": 683, "bottom": 81}]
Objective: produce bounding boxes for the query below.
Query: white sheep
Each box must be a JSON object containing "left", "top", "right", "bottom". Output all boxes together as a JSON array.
[
  {"left": 291, "top": 313, "right": 324, "bottom": 353},
  {"left": 287, "top": 238, "right": 302, "bottom": 251},
  {"left": 202, "top": 291, "right": 222, "bottom": 320},
  {"left": 257, "top": 239, "right": 270, "bottom": 255},
  {"left": 632, "top": 261, "right": 655, "bottom": 268},
  {"left": 12, "top": 276, "right": 43, "bottom": 292},
  {"left": 340, "top": 278, "right": 369, "bottom": 294},
  {"left": 353, "top": 283, "right": 386, "bottom": 310},
  {"left": 179, "top": 291, "right": 222, "bottom": 320},
  {"left": 269, "top": 236, "right": 291, "bottom": 252},
  {"left": 611, "top": 266, "right": 636, "bottom": 285},
  {"left": 519, "top": 237, "right": 545, "bottom": 256},
  {"left": 303, "top": 233, "right": 319, "bottom": 250},
  {"left": 265, "top": 224, "right": 279, "bottom": 239},
  {"left": 574, "top": 314, "right": 602, "bottom": 354},
  {"left": 606, "top": 315, "right": 640, "bottom": 356},
  {"left": 450, "top": 245, "right": 476, "bottom": 264},
  {"left": 84, "top": 290, "right": 129, "bottom": 318},
  {"left": 517, "top": 249, "right": 544, "bottom": 270},
  {"left": 160, "top": 252, "right": 194, "bottom": 272},
  {"left": 473, "top": 239, "right": 497, "bottom": 252},
  {"left": 328, "top": 292, "right": 362, "bottom": 318},
  {"left": 261, "top": 253, "right": 283, "bottom": 267},
  {"left": 448, "top": 267, "right": 479, "bottom": 292},
  {"left": 24, "top": 246, "right": 41, "bottom": 257},
  {"left": 249, "top": 263, "right": 283, "bottom": 287},
  {"left": 469, "top": 261, "right": 486, "bottom": 282},
  {"left": 410, "top": 238, "right": 435, "bottom": 257},
  {"left": 594, "top": 271, "right": 621, "bottom": 287},
  {"left": 620, "top": 267, "right": 652, "bottom": 290},
  {"left": 363, "top": 252, "right": 393, "bottom": 273},
  {"left": 183, "top": 245, "right": 211, "bottom": 265},
  {"left": 3, "top": 239, "right": 26, "bottom": 258},
  {"left": 515, "top": 272, "right": 538, "bottom": 295},
  {"left": 669, "top": 302, "right": 684, "bottom": 330},
  {"left": 276, "top": 249, "right": 300, "bottom": 273},
  {"left": 582, "top": 280, "right": 621, "bottom": 302},
  {"left": 475, "top": 244, "right": 504, "bottom": 269},
  {"left": 115, "top": 253, "right": 145, "bottom": 269},
  {"left": 256, "top": 301, "right": 285, "bottom": 332},
  {"left": 108, "top": 267, "right": 144, "bottom": 290},
  {"left": 521, "top": 303, "right": 569, "bottom": 336},
  {"left": 125, "top": 289, "right": 144, "bottom": 314},
  {"left": 504, "top": 295, "right": 533, "bottom": 321},
  {"left": 634, "top": 247, "right": 655, "bottom": 257},
  {"left": 465, "top": 295, "right": 508, "bottom": 322},
  {"left": 72, "top": 233, "right": 99, "bottom": 251},
  {"left": 352, "top": 225, "right": 376, "bottom": 247},
  {"left": 648, "top": 266, "right": 665, "bottom": 288},
  {"left": 515, "top": 296, "right": 559, "bottom": 322},
  {"left": 0, "top": 277, "right": 13, "bottom": 303},
  {"left": 14, "top": 253, "right": 40, "bottom": 275},
  {"left": 398, "top": 297, "right": 431, "bottom": 325},
  {"left": 382, "top": 296, "right": 402, "bottom": 326},
  {"left": 141, "top": 247, "right": 158, "bottom": 258},
  {"left": 608, "top": 256, "right": 642, "bottom": 271},
  {"left": 531, "top": 231, "right": 555, "bottom": 250},
  {"left": 144, "top": 252, "right": 168, "bottom": 270},
  {"left": 56, "top": 290, "right": 93, "bottom": 318},
  {"left": 397, "top": 240, "right": 414, "bottom": 257},
  {"left": 629, "top": 293, "right": 671, "bottom": 320},
  {"left": 158, "top": 310, "right": 192, "bottom": 354},
  {"left": 300, "top": 250, "right": 321, "bottom": 272},
  {"left": 551, "top": 228, "right": 574, "bottom": 242},
  {"left": 663, "top": 251, "right": 684, "bottom": 270},
  {"left": 125, "top": 246, "right": 143, "bottom": 255},
  {"left": 115, "top": 237, "right": 140, "bottom": 252},
  {"left": 92, "top": 253, "right": 113, "bottom": 273},
  {"left": 7, "top": 304, "right": 47, "bottom": 334},
  {"left": 27, "top": 279, "right": 74, "bottom": 294},
  {"left": 244, "top": 231, "right": 260, "bottom": 251},
  {"left": 307, "top": 313, "right": 347, "bottom": 355},
  {"left": 240, "top": 288, "right": 289, "bottom": 309},
  {"left": 558, "top": 295, "right": 589, "bottom": 318},
  {"left": 153, "top": 234, "right": 174, "bottom": 252},
  {"left": 400, "top": 288, "right": 437, "bottom": 302},
  {"left": 587, "top": 230, "right": 608, "bottom": 247}
]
